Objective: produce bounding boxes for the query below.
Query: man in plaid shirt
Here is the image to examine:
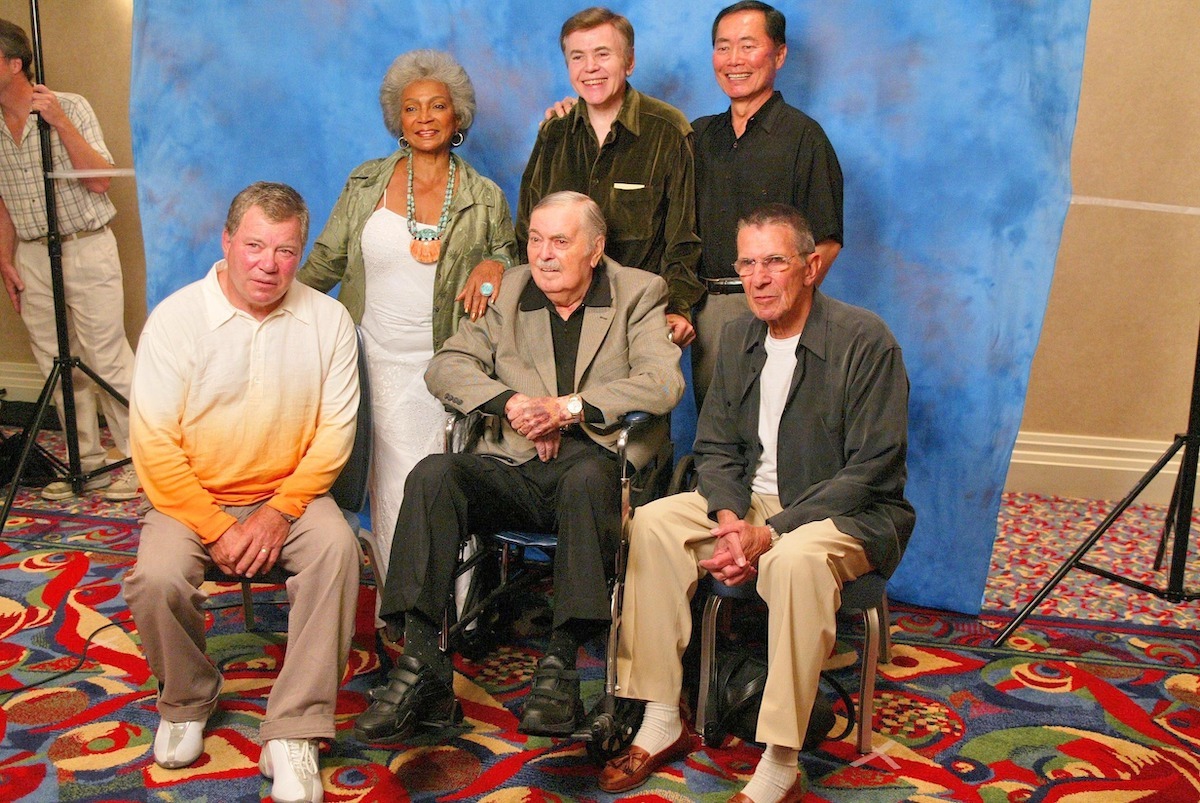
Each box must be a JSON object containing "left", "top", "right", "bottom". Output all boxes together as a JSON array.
[{"left": 0, "top": 18, "right": 138, "bottom": 502}]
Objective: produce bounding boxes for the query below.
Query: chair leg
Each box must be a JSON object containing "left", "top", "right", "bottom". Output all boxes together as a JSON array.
[
  {"left": 240, "top": 580, "right": 256, "bottom": 631},
  {"left": 880, "top": 592, "right": 892, "bottom": 664},
  {"left": 357, "top": 532, "right": 384, "bottom": 591},
  {"left": 694, "top": 595, "right": 723, "bottom": 739},
  {"left": 856, "top": 604, "right": 882, "bottom": 754}
]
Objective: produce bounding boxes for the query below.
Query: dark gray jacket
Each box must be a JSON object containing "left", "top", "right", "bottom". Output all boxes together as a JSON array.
[{"left": 695, "top": 291, "right": 915, "bottom": 576}]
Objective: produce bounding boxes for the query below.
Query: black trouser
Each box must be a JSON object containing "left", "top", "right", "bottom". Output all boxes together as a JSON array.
[{"left": 380, "top": 435, "right": 620, "bottom": 636}]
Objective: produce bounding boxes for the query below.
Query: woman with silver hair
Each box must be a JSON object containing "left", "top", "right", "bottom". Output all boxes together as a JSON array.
[{"left": 299, "top": 50, "right": 516, "bottom": 582}]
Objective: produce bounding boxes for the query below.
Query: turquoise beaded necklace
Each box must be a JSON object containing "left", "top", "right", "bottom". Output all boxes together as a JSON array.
[{"left": 406, "top": 155, "right": 457, "bottom": 264}]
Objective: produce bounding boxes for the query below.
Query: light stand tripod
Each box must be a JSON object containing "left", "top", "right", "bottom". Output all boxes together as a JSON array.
[
  {"left": 992, "top": 320, "right": 1200, "bottom": 647},
  {"left": 0, "top": 0, "right": 131, "bottom": 528}
]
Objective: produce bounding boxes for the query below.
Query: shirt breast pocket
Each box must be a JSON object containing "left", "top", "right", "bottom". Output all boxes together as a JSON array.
[{"left": 605, "top": 181, "right": 657, "bottom": 242}]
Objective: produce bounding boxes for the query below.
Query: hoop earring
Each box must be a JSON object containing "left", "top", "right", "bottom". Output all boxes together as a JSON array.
[
  {"left": 451, "top": 131, "right": 465, "bottom": 148},
  {"left": 397, "top": 136, "right": 410, "bottom": 150}
]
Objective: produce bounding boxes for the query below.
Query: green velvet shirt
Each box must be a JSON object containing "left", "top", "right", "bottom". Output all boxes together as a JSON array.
[{"left": 516, "top": 86, "right": 704, "bottom": 319}]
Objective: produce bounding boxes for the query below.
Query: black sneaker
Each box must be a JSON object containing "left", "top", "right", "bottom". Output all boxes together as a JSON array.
[
  {"left": 354, "top": 654, "right": 461, "bottom": 742},
  {"left": 518, "top": 655, "right": 584, "bottom": 737}
]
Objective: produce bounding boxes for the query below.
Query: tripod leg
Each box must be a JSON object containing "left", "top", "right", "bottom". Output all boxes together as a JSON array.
[
  {"left": 1, "top": 362, "right": 63, "bottom": 528},
  {"left": 991, "top": 436, "right": 1185, "bottom": 647},
  {"left": 75, "top": 360, "right": 129, "bottom": 408},
  {"left": 1154, "top": 465, "right": 1185, "bottom": 570}
]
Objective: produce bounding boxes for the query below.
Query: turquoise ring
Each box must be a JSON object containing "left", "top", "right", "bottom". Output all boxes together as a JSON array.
[{"left": 480, "top": 282, "right": 495, "bottom": 298}]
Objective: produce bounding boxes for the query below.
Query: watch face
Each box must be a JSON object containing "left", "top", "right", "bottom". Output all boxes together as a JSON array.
[{"left": 567, "top": 395, "right": 583, "bottom": 415}]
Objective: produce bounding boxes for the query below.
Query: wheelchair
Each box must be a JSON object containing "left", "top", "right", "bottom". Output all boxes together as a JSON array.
[{"left": 438, "top": 408, "right": 671, "bottom": 763}]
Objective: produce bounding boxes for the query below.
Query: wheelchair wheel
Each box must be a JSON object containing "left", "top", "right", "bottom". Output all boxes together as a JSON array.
[
  {"left": 703, "top": 719, "right": 726, "bottom": 748},
  {"left": 584, "top": 697, "right": 644, "bottom": 764},
  {"left": 669, "top": 453, "right": 698, "bottom": 494}
]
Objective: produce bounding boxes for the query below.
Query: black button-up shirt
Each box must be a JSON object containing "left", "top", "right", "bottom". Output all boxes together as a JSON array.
[{"left": 694, "top": 92, "right": 844, "bottom": 281}]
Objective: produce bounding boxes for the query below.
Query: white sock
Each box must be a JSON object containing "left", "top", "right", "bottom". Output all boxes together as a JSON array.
[
  {"left": 630, "top": 701, "right": 682, "bottom": 756},
  {"left": 740, "top": 744, "right": 800, "bottom": 803}
]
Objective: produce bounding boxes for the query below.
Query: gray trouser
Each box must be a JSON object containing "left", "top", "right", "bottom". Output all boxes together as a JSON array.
[
  {"left": 124, "top": 495, "right": 361, "bottom": 741},
  {"left": 691, "top": 292, "right": 750, "bottom": 413}
]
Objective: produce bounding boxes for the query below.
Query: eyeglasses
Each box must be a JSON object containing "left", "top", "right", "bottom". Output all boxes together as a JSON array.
[{"left": 731, "top": 253, "right": 809, "bottom": 277}]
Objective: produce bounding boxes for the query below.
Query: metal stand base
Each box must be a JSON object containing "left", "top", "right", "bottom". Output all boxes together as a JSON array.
[{"left": 992, "top": 323, "right": 1200, "bottom": 647}]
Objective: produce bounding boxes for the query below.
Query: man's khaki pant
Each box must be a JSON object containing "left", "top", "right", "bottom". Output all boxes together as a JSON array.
[
  {"left": 616, "top": 490, "right": 871, "bottom": 749},
  {"left": 124, "top": 495, "right": 361, "bottom": 741},
  {"left": 17, "top": 229, "right": 134, "bottom": 468}
]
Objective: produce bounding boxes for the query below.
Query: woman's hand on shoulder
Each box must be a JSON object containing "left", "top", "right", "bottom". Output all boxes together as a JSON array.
[{"left": 457, "top": 259, "right": 506, "bottom": 320}]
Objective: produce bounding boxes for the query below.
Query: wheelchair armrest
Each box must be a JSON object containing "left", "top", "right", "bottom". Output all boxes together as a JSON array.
[
  {"left": 621, "top": 410, "right": 652, "bottom": 429},
  {"left": 616, "top": 410, "right": 665, "bottom": 486}
]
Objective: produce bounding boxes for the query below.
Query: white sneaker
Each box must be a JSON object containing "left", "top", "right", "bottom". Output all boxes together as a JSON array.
[
  {"left": 153, "top": 717, "right": 206, "bottom": 768},
  {"left": 41, "top": 474, "right": 110, "bottom": 501},
  {"left": 102, "top": 465, "right": 141, "bottom": 501},
  {"left": 260, "top": 738, "right": 323, "bottom": 803}
]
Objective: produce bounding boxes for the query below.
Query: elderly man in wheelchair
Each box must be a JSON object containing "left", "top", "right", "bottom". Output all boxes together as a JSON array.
[{"left": 354, "top": 191, "right": 685, "bottom": 744}]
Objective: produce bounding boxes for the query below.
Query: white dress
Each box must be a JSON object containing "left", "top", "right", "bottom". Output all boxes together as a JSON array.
[{"left": 359, "top": 203, "right": 447, "bottom": 582}]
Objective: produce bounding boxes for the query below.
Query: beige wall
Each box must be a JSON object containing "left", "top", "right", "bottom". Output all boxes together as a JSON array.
[
  {"left": 0, "top": 0, "right": 144, "bottom": 366},
  {"left": 1, "top": 2, "right": 1192, "bottom": 467},
  {"left": 1020, "top": 0, "right": 1200, "bottom": 440}
]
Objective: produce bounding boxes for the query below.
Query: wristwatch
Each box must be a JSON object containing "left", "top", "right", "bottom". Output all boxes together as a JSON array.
[
  {"left": 565, "top": 394, "right": 584, "bottom": 422},
  {"left": 766, "top": 523, "right": 781, "bottom": 549}
]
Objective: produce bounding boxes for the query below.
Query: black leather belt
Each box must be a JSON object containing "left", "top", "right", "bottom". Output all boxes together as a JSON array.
[
  {"left": 704, "top": 277, "right": 745, "bottom": 295},
  {"left": 23, "top": 225, "right": 109, "bottom": 246}
]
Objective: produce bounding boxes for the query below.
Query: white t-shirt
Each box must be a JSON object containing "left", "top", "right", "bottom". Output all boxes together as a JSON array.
[{"left": 751, "top": 331, "right": 801, "bottom": 495}]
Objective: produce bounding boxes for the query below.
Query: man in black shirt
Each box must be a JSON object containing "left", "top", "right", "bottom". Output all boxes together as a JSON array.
[{"left": 691, "top": 0, "right": 844, "bottom": 410}]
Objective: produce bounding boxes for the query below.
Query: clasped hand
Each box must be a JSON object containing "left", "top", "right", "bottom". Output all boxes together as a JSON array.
[
  {"left": 698, "top": 513, "right": 774, "bottom": 587},
  {"left": 505, "top": 393, "right": 569, "bottom": 462},
  {"left": 207, "top": 505, "right": 290, "bottom": 578}
]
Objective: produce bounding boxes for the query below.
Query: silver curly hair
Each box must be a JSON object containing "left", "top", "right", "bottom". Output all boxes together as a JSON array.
[{"left": 380, "top": 49, "right": 477, "bottom": 140}]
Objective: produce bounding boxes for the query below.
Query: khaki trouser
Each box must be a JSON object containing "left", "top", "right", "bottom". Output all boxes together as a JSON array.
[
  {"left": 17, "top": 229, "right": 134, "bottom": 468},
  {"left": 124, "top": 495, "right": 361, "bottom": 741},
  {"left": 616, "top": 490, "right": 871, "bottom": 749}
]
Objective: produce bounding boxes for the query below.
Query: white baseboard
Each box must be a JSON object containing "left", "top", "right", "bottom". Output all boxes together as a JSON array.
[
  {"left": 0, "top": 361, "right": 47, "bottom": 404},
  {"left": 1005, "top": 431, "right": 1188, "bottom": 505}
]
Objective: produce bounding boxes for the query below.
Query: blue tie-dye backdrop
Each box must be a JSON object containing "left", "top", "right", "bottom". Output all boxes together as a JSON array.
[{"left": 130, "top": 1, "right": 1090, "bottom": 614}]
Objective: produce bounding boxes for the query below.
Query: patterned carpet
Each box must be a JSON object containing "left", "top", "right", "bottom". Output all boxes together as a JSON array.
[{"left": 1, "top": 480, "right": 1199, "bottom": 801}]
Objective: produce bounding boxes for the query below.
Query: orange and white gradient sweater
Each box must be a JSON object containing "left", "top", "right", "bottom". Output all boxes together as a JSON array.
[{"left": 130, "top": 264, "right": 359, "bottom": 543}]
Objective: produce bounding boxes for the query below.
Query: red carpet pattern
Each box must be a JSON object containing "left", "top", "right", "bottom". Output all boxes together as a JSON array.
[{"left": 0, "top": 486, "right": 1198, "bottom": 801}]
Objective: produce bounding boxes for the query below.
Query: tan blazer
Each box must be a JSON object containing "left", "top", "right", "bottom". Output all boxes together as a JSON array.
[{"left": 426, "top": 257, "right": 685, "bottom": 469}]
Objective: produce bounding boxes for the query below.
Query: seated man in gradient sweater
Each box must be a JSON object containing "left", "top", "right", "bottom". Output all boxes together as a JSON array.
[{"left": 124, "top": 182, "right": 360, "bottom": 803}]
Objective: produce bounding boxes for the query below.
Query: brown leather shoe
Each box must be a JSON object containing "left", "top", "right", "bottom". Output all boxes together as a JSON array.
[
  {"left": 598, "top": 729, "right": 694, "bottom": 793},
  {"left": 727, "top": 772, "right": 809, "bottom": 803}
]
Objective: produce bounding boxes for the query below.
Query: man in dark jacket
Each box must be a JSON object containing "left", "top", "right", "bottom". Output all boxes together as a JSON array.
[{"left": 599, "top": 204, "right": 914, "bottom": 803}]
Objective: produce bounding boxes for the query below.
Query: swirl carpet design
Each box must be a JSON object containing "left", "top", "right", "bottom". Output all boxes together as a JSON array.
[{"left": 1, "top": 488, "right": 1198, "bottom": 801}]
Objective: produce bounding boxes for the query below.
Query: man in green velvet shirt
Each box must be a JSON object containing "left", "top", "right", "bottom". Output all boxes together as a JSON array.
[{"left": 518, "top": 6, "right": 703, "bottom": 346}]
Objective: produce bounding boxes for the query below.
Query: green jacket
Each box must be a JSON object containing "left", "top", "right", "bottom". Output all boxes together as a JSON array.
[{"left": 299, "top": 150, "right": 518, "bottom": 350}]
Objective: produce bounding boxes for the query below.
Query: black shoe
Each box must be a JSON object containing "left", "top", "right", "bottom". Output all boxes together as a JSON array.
[
  {"left": 518, "top": 655, "right": 584, "bottom": 737},
  {"left": 354, "top": 654, "right": 461, "bottom": 743}
]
